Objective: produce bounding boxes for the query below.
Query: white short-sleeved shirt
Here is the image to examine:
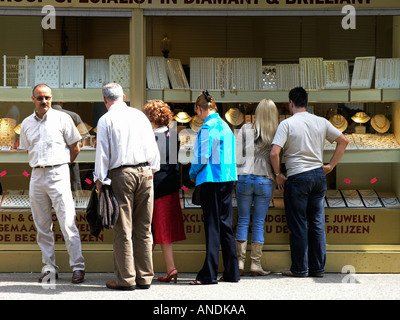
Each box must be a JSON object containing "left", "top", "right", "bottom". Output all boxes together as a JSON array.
[
  {"left": 20, "top": 108, "right": 82, "bottom": 168},
  {"left": 272, "top": 112, "right": 342, "bottom": 177}
]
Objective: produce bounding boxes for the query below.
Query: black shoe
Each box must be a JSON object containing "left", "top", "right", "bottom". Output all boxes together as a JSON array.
[
  {"left": 309, "top": 273, "right": 324, "bottom": 278},
  {"left": 135, "top": 283, "right": 151, "bottom": 289},
  {"left": 281, "top": 269, "right": 308, "bottom": 277}
]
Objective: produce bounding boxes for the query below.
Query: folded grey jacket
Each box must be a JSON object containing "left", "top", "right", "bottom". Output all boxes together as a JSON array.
[{"left": 86, "top": 185, "right": 120, "bottom": 237}]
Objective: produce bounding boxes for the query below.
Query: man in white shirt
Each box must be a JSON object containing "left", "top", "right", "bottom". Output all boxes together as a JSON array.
[
  {"left": 94, "top": 83, "right": 160, "bottom": 291},
  {"left": 270, "top": 87, "right": 349, "bottom": 278},
  {"left": 20, "top": 83, "right": 85, "bottom": 284}
]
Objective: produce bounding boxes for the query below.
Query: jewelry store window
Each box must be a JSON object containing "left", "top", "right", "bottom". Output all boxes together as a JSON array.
[{"left": 0, "top": 15, "right": 130, "bottom": 211}]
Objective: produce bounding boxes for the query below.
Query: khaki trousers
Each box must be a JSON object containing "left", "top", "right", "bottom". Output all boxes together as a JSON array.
[{"left": 109, "top": 166, "right": 154, "bottom": 286}]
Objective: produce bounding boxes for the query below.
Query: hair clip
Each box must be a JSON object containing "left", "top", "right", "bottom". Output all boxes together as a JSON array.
[{"left": 202, "top": 90, "right": 212, "bottom": 103}]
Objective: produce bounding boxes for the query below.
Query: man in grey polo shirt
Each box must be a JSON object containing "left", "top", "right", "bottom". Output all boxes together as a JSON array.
[
  {"left": 20, "top": 83, "right": 85, "bottom": 284},
  {"left": 270, "top": 87, "right": 349, "bottom": 277}
]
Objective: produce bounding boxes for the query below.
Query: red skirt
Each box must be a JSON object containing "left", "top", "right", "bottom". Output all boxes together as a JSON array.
[{"left": 152, "top": 192, "right": 186, "bottom": 244}]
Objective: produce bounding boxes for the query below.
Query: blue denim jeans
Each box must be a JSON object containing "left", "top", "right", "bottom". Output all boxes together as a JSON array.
[
  {"left": 235, "top": 175, "right": 273, "bottom": 243},
  {"left": 284, "top": 167, "right": 327, "bottom": 276}
]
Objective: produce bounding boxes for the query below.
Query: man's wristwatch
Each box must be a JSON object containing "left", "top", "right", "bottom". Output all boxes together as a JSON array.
[{"left": 275, "top": 172, "right": 281, "bottom": 177}]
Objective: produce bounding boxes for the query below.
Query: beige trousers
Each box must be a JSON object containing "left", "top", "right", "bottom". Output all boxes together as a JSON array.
[
  {"left": 29, "top": 164, "right": 85, "bottom": 272},
  {"left": 109, "top": 166, "right": 154, "bottom": 286}
]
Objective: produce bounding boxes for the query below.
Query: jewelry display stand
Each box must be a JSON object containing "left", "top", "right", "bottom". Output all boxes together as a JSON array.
[
  {"left": 342, "top": 189, "right": 364, "bottom": 208},
  {"left": 215, "top": 58, "right": 238, "bottom": 90},
  {"left": 35, "top": 56, "right": 60, "bottom": 88},
  {"left": 236, "top": 58, "right": 262, "bottom": 90},
  {"left": 85, "top": 59, "right": 109, "bottom": 88},
  {"left": 190, "top": 57, "right": 215, "bottom": 90},
  {"left": 329, "top": 114, "right": 348, "bottom": 132},
  {"left": 323, "top": 60, "right": 350, "bottom": 89},
  {"left": 73, "top": 190, "right": 92, "bottom": 209},
  {"left": 146, "top": 56, "right": 170, "bottom": 89},
  {"left": 166, "top": 58, "right": 189, "bottom": 89},
  {"left": 276, "top": 64, "right": 300, "bottom": 90},
  {"left": 0, "top": 118, "right": 17, "bottom": 148},
  {"left": 375, "top": 58, "right": 400, "bottom": 89},
  {"left": 2, "top": 55, "right": 27, "bottom": 88},
  {"left": 109, "top": 54, "right": 130, "bottom": 88},
  {"left": 300, "top": 57, "right": 324, "bottom": 90},
  {"left": 262, "top": 65, "right": 277, "bottom": 90},
  {"left": 351, "top": 56, "right": 376, "bottom": 89},
  {"left": 60, "top": 56, "right": 84, "bottom": 88},
  {"left": 0, "top": 194, "right": 30, "bottom": 208},
  {"left": 359, "top": 189, "right": 382, "bottom": 208},
  {"left": 378, "top": 192, "right": 400, "bottom": 208},
  {"left": 17, "top": 57, "right": 35, "bottom": 88},
  {"left": 325, "top": 189, "right": 346, "bottom": 208},
  {"left": 371, "top": 114, "right": 390, "bottom": 133},
  {"left": 190, "top": 57, "right": 262, "bottom": 90}
]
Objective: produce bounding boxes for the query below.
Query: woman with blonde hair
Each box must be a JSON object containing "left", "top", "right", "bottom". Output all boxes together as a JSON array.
[
  {"left": 142, "top": 100, "right": 186, "bottom": 283},
  {"left": 235, "top": 99, "right": 279, "bottom": 276}
]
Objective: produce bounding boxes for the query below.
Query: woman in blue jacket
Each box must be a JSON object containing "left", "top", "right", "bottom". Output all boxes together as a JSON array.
[{"left": 189, "top": 90, "right": 239, "bottom": 285}]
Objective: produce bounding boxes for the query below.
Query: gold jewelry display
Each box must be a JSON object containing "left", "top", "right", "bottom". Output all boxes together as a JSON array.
[
  {"left": 345, "top": 197, "right": 364, "bottom": 207},
  {"left": 0, "top": 118, "right": 17, "bottom": 147},
  {"left": 363, "top": 197, "right": 382, "bottom": 208},
  {"left": 358, "top": 189, "right": 378, "bottom": 197},
  {"left": 225, "top": 107, "right": 244, "bottom": 126},
  {"left": 371, "top": 114, "right": 390, "bottom": 133},
  {"left": 351, "top": 56, "right": 376, "bottom": 89},
  {"left": 14, "top": 123, "right": 21, "bottom": 135},
  {"left": 174, "top": 112, "right": 192, "bottom": 124},
  {"left": 325, "top": 189, "right": 342, "bottom": 198},
  {"left": 341, "top": 190, "right": 358, "bottom": 197},
  {"left": 351, "top": 112, "right": 370, "bottom": 124},
  {"left": 299, "top": 58, "right": 324, "bottom": 90},
  {"left": 326, "top": 198, "right": 346, "bottom": 208},
  {"left": 189, "top": 115, "right": 204, "bottom": 132},
  {"left": 381, "top": 197, "right": 400, "bottom": 208},
  {"left": 329, "top": 114, "right": 348, "bottom": 132},
  {"left": 323, "top": 60, "right": 350, "bottom": 89}
]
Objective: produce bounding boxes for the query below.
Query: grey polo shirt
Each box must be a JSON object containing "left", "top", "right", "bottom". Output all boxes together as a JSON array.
[{"left": 272, "top": 111, "right": 342, "bottom": 177}]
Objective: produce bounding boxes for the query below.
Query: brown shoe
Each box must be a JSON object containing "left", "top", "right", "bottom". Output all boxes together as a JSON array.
[
  {"left": 38, "top": 271, "right": 58, "bottom": 283},
  {"left": 72, "top": 270, "right": 85, "bottom": 284},
  {"left": 106, "top": 280, "right": 135, "bottom": 291}
]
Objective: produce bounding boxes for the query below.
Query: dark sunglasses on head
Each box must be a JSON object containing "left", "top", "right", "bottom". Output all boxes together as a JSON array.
[
  {"left": 35, "top": 96, "right": 52, "bottom": 101},
  {"left": 202, "top": 90, "right": 212, "bottom": 103}
]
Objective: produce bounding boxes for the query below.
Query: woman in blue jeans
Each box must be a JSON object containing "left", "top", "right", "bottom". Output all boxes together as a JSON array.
[{"left": 235, "top": 99, "right": 279, "bottom": 276}]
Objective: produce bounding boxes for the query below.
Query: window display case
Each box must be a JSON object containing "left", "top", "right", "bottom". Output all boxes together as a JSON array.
[{"left": 0, "top": 8, "right": 399, "bottom": 273}]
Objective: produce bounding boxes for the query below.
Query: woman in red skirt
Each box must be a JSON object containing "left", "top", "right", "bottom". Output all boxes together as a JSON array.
[{"left": 143, "top": 100, "right": 186, "bottom": 283}]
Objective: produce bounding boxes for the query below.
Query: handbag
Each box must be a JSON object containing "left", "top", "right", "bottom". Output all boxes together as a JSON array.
[{"left": 191, "top": 185, "right": 202, "bottom": 205}]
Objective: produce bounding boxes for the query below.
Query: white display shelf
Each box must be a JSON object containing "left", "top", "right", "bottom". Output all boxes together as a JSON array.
[
  {"left": 0, "top": 148, "right": 399, "bottom": 164},
  {"left": 1, "top": 87, "right": 400, "bottom": 103},
  {"left": 0, "top": 88, "right": 130, "bottom": 102}
]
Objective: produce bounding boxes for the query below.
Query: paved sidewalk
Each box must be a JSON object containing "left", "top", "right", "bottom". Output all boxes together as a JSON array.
[{"left": 0, "top": 272, "right": 399, "bottom": 300}]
